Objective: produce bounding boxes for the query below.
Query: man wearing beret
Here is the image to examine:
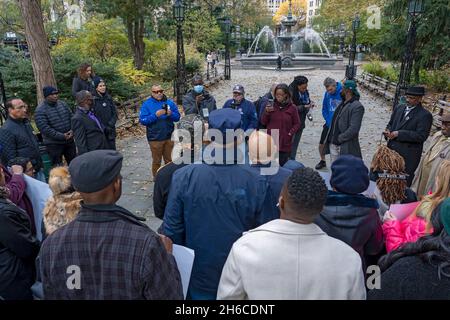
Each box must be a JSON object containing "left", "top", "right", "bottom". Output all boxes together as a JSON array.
[
  {"left": 35, "top": 86, "right": 76, "bottom": 166},
  {"left": 314, "top": 155, "right": 384, "bottom": 270},
  {"left": 412, "top": 113, "right": 450, "bottom": 196},
  {"left": 384, "top": 85, "right": 433, "bottom": 186},
  {"left": 40, "top": 150, "right": 183, "bottom": 300},
  {"left": 71, "top": 90, "right": 109, "bottom": 155},
  {"left": 163, "top": 108, "right": 270, "bottom": 300}
]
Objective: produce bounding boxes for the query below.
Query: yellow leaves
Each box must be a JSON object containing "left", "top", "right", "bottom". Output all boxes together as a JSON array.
[
  {"left": 117, "top": 59, "right": 152, "bottom": 86},
  {"left": 273, "top": 0, "right": 307, "bottom": 25}
]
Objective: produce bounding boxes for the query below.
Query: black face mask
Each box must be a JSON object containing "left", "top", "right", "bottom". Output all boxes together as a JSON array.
[{"left": 340, "top": 91, "right": 346, "bottom": 99}]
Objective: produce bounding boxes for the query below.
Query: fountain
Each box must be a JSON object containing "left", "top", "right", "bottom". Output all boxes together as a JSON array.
[{"left": 240, "top": 0, "right": 337, "bottom": 69}]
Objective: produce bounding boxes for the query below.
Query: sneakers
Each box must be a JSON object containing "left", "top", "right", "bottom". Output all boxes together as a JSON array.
[{"left": 315, "top": 160, "right": 326, "bottom": 170}]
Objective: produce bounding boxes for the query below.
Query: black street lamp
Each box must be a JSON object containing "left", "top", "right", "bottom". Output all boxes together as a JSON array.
[
  {"left": 173, "top": 0, "right": 186, "bottom": 105},
  {"left": 393, "top": 0, "right": 425, "bottom": 108},
  {"left": 235, "top": 25, "right": 241, "bottom": 57},
  {"left": 222, "top": 18, "right": 232, "bottom": 80},
  {"left": 345, "top": 15, "right": 360, "bottom": 80}
]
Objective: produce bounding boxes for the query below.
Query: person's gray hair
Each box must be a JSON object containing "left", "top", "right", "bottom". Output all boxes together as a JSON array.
[
  {"left": 192, "top": 74, "right": 203, "bottom": 84},
  {"left": 323, "top": 77, "right": 336, "bottom": 87},
  {"left": 75, "top": 90, "right": 92, "bottom": 104}
]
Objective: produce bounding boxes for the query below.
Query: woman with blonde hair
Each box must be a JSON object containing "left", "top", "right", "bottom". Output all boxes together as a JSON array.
[
  {"left": 43, "top": 166, "right": 82, "bottom": 235},
  {"left": 383, "top": 160, "right": 450, "bottom": 252}
]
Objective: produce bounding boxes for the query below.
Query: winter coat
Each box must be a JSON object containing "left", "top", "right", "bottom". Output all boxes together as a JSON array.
[
  {"left": 0, "top": 118, "right": 43, "bottom": 171},
  {"left": 35, "top": 100, "right": 74, "bottom": 145},
  {"left": 322, "top": 81, "right": 343, "bottom": 127},
  {"left": 72, "top": 76, "right": 95, "bottom": 97},
  {"left": 260, "top": 100, "right": 300, "bottom": 153},
  {"left": 182, "top": 90, "right": 217, "bottom": 119},
  {"left": 2, "top": 165, "right": 36, "bottom": 235},
  {"left": 0, "top": 198, "right": 40, "bottom": 300},
  {"left": 163, "top": 161, "right": 270, "bottom": 299},
  {"left": 93, "top": 91, "right": 117, "bottom": 144},
  {"left": 43, "top": 166, "right": 82, "bottom": 235},
  {"left": 223, "top": 98, "right": 258, "bottom": 131},
  {"left": 327, "top": 97, "right": 365, "bottom": 158},
  {"left": 386, "top": 103, "right": 433, "bottom": 185},
  {"left": 368, "top": 256, "right": 450, "bottom": 300},
  {"left": 139, "top": 96, "right": 181, "bottom": 141},
  {"left": 71, "top": 107, "right": 109, "bottom": 155},
  {"left": 314, "top": 191, "right": 384, "bottom": 268},
  {"left": 411, "top": 131, "right": 450, "bottom": 196},
  {"left": 217, "top": 219, "right": 366, "bottom": 300}
]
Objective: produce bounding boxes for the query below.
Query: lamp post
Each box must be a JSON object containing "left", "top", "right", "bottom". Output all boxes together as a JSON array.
[
  {"left": 173, "top": 0, "right": 186, "bottom": 105},
  {"left": 235, "top": 25, "right": 241, "bottom": 57},
  {"left": 345, "top": 15, "right": 360, "bottom": 80},
  {"left": 223, "top": 18, "right": 231, "bottom": 80},
  {"left": 393, "top": 0, "right": 424, "bottom": 108}
]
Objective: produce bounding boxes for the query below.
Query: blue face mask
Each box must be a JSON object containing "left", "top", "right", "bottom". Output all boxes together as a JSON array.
[{"left": 194, "top": 85, "right": 204, "bottom": 94}]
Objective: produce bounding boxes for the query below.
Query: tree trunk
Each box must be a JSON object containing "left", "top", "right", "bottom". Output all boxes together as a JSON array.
[
  {"left": 17, "top": 0, "right": 56, "bottom": 105},
  {"left": 126, "top": 17, "right": 145, "bottom": 70}
]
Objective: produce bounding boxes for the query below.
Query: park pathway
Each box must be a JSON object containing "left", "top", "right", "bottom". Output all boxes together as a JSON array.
[{"left": 116, "top": 67, "right": 392, "bottom": 231}]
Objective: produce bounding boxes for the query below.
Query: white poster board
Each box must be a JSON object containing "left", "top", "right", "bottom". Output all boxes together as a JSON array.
[{"left": 172, "top": 244, "right": 195, "bottom": 299}]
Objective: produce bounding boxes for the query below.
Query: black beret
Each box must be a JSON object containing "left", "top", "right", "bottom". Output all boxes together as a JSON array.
[{"left": 69, "top": 150, "right": 123, "bottom": 193}]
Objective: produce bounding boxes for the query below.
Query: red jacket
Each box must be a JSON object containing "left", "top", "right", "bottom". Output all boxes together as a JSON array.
[
  {"left": 2, "top": 165, "right": 36, "bottom": 235},
  {"left": 261, "top": 101, "right": 300, "bottom": 152},
  {"left": 383, "top": 215, "right": 430, "bottom": 252}
]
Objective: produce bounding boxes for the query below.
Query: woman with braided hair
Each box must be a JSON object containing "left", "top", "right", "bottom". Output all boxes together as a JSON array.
[{"left": 370, "top": 145, "right": 417, "bottom": 217}]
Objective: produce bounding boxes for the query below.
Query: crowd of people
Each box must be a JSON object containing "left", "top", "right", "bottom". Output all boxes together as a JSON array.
[{"left": 0, "top": 63, "right": 449, "bottom": 300}]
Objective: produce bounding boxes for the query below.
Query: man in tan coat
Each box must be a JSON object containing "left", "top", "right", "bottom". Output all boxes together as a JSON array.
[{"left": 412, "top": 113, "right": 450, "bottom": 197}]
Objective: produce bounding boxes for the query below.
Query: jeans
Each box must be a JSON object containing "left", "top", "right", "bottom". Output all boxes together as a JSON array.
[
  {"left": 149, "top": 139, "right": 174, "bottom": 178},
  {"left": 290, "top": 128, "right": 304, "bottom": 160}
]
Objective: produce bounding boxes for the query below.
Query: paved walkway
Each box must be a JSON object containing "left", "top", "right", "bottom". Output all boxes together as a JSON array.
[{"left": 117, "top": 67, "right": 392, "bottom": 231}]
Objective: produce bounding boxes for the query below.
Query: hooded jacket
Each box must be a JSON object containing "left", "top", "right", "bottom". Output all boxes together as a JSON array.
[
  {"left": 314, "top": 191, "right": 384, "bottom": 268},
  {"left": 322, "top": 81, "right": 343, "bottom": 127},
  {"left": 222, "top": 98, "right": 258, "bottom": 131},
  {"left": 182, "top": 90, "right": 217, "bottom": 119}
]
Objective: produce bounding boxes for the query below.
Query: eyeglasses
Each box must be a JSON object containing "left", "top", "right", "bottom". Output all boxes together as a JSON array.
[
  {"left": 152, "top": 90, "right": 164, "bottom": 94},
  {"left": 233, "top": 92, "right": 243, "bottom": 96},
  {"left": 13, "top": 105, "right": 27, "bottom": 110}
]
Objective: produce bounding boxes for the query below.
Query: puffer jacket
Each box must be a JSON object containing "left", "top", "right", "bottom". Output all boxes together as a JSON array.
[
  {"left": 35, "top": 100, "right": 73, "bottom": 145},
  {"left": 383, "top": 200, "right": 433, "bottom": 252}
]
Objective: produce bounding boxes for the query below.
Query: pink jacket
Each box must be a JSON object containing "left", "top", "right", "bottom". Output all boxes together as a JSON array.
[{"left": 383, "top": 215, "right": 432, "bottom": 252}]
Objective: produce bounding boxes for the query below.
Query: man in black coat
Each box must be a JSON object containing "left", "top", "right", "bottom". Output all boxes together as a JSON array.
[
  {"left": 0, "top": 167, "right": 40, "bottom": 300},
  {"left": 35, "top": 86, "right": 76, "bottom": 166},
  {"left": 0, "top": 98, "right": 45, "bottom": 181},
  {"left": 93, "top": 79, "right": 117, "bottom": 150},
  {"left": 182, "top": 75, "right": 217, "bottom": 120},
  {"left": 71, "top": 90, "right": 109, "bottom": 155},
  {"left": 384, "top": 86, "right": 433, "bottom": 186}
]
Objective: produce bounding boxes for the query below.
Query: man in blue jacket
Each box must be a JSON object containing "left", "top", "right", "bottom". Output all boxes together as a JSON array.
[
  {"left": 163, "top": 108, "right": 271, "bottom": 300},
  {"left": 139, "top": 85, "right": 180, "bottom": 179},
  {"left": 315, "top": 78, "right": 342, "bottom": 170},
  {"left": 222, "top": 85, "right": 258, "bottom": 131}
]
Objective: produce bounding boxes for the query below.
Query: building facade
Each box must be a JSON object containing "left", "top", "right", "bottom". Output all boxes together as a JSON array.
[
  {"left": 306, "top": 0, "right": 322, "bottom": 26},
  {"left": 267, "top": 0, "right": 287, "bottom": 15}
]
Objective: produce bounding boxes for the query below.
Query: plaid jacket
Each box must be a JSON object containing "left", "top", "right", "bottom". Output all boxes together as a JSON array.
[{"left": 40, "top": 203, "right": 183, "bottom": 300}]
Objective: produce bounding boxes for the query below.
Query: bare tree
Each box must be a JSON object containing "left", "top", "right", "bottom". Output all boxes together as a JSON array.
[{"left": 17, "top": 0, "right": 56, "bottom": 104}]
